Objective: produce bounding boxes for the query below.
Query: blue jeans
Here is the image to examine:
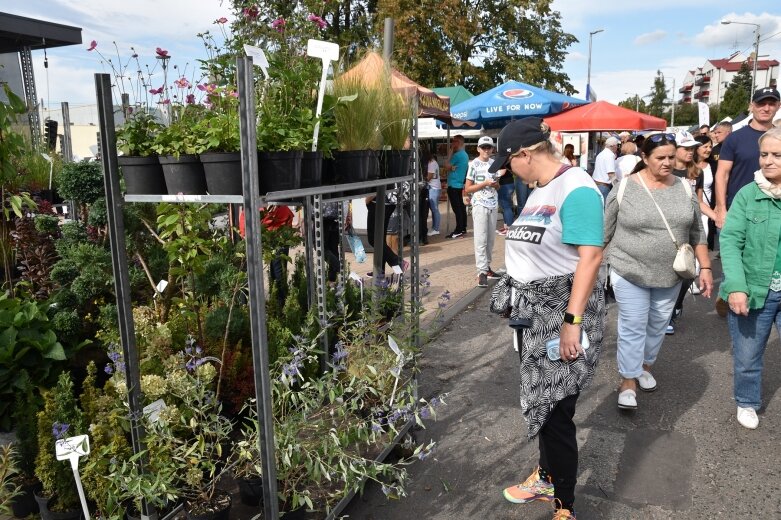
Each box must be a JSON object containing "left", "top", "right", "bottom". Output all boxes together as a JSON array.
[
  {"left": 596, "top": 183, "right": 611, "bottom": 201},
  {"left": 611, "top": 269, "right": 681, "bottom": 379},
  {"left": 728, "top": 289, "right": 781, "bottom": 410},
  {"left": 428, "top": 188, "right": 441, "bottom": 231},
  {"left": 498, "top": 183, "right": 515, "bottom": 226},
  {"left": 514, "top": 178, "right": 532, "bottom": 219}
]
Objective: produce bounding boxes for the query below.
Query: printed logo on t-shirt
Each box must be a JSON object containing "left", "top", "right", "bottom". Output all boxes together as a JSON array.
[
  {"left": 506, "top": 225, "right": 546, "bottom": 244},
  {"left": 518, "top": 205, "right": 557, "bottom": 225}
]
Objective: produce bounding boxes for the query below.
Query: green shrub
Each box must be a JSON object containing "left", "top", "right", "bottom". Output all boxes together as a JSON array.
[{"left": 55, "top": 160, "right": 104, "bottom": 205}]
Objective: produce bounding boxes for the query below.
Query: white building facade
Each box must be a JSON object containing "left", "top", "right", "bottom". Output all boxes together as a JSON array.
[{"left": 679, "top": 52, "right": 779, "bottom": 105}]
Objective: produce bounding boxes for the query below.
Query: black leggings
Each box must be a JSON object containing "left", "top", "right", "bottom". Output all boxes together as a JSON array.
[
  {"left": 366, "top": 201, "right": 399, "bottom": 269},
  {"left": 539, "top": 393, "right": 579, "bottom": 510},
  {"left": 447, "top": 186, "right": 467, "bottom": 234},
  {"left": 323, "top": 218, "right": 340, "bottom": 282}
]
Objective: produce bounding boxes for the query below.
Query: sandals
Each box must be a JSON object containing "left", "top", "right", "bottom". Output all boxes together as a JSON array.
[
  {"left": 617, "top": 389, "right": 637, "bottom": 410},
  {"left": 636, "top": 370, "right": 657, "bottom": 392}
]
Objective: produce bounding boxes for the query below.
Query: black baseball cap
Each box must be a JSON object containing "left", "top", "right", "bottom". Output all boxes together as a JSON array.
[
  {"left": 488, "top": 117, "right": 550, "bottom": 173},
  {"left": 752, "top": 87, "right": 780, "bottom": 103}
]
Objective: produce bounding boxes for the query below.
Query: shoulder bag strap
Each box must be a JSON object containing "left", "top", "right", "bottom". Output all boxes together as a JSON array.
[
  {"left": 616, "top": 176, "right": 629, "bottom": 206},
  {"left": 635, "top": 172, "right": 681, "bottom": 248}
]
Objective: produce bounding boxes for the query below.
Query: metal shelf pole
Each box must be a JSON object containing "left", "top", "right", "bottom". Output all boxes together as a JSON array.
[
  {"left": 312, "top": 194, "right": 330, "bottom": 370},
  {"left": 238, "top": 57, "right": 279, "bottom": 520},
  {"left": 95, "top": 73, "right": 154, "bottom": 520}
]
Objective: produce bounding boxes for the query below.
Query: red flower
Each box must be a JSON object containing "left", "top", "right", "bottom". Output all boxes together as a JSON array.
[
  {"left": 215, "top": 17, "right": 228, "bottom": 24},
  {"left": 243, "top": 6, "right": 259, "bottom": 19},
  {"left": 155, "top": 47, "right": 169, "bottom": 58},
  {"left": 87, "top": 40, "right": 97, "bottom": 51}
]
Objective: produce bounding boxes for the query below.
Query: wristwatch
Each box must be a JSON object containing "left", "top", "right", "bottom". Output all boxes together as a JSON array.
[{"left": 563, "top": 312, "right": 582, "bottom": 325}]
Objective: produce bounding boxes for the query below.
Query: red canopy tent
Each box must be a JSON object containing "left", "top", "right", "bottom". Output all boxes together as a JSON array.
[{"left": 544, "top": 100, "right": 667, "bottom": 131}]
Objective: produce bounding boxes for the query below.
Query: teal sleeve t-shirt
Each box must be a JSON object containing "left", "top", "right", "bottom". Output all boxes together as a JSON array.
[{"left": 561, "top": 187, "right": 604, "bottom": 246}]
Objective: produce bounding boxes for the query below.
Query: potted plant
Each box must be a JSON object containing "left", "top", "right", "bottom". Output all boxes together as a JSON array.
[
  {"left": 33, "top": 372, "right": 85, "bottom": 520},
  {"left": 193, "top": 91, "right": 242, "bottom": 196},
  {"left": 152, "top": 106, "right": 207, "bottom": 195},
  {"left": 230, "top": 406, "right": 264, "bottom": 507},
  {"left": 0, "top": 443, "right": 22, "bottom": 516},
  {"left": 9, "top": 377, "right": 41, "bottom": 518},
  {"left": 329, "top": 75, "right": 383, "bottom": 183},
  {"left": 116, "top": 112, "right": 167, "bottom": 194},
  {"left": 378, "top": 86, "right": 413, "bottom": 179}
]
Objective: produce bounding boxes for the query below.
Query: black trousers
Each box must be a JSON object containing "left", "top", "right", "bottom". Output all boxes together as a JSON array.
[
  {"left": 539, "top": 392, "right": 579, "bottom": 509},
  {"left": 366, "top": 201, "right": 399, "bottom": 269},
  {"left": 323, "top": 218, "right": 340, "bottom": 282},
  {"left": 419, "top": 187, "right": 429, "bottom": 241},
  {"left": 447, "top": 186, "right": 467, "bottom": 233}
]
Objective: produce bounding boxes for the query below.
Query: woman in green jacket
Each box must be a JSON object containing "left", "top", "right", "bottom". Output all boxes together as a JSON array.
[{"left": 720, "top": 127, "right": 781, "bottom": 430}]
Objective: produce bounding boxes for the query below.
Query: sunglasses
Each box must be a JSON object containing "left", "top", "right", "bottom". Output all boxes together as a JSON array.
[
  {"left": 479, "top": 145, "right": 494, "bottom": 150},
  {"left": 647, "top": 133, "right": 676, "bottom": 143}
]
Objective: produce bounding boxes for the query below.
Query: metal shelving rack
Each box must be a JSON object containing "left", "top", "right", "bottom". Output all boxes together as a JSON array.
[{"left": 96, "top": 51, "right": 423, "bottom": 520}]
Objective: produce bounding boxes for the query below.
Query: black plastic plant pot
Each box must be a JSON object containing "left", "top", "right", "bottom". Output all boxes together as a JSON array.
[
  {"left": 279, "top": 504, "right": 307, "bottom": 520},
  {"left": 159, "top": 154, "right": 207, "bottom": 195},
  {"left": 332, "top": 150, "right": 371, "bottom": 183},
  {"left": 380, "top": 149, "right": 412, "bottom": 179},
  {"left": 258, "top": 151, "right": 303, "bottom": 195},
  {"left": 119, "top": 155, "right": 166, "bottom": 195},
  {"left": 367, "top": 149, "right": 380, "bottom": 180},
  {"left": 300, "top": 151, "right": 323, "bottom": 189},
  {"left": 184, "top": 491, "right": 232, "bottom": 520},
  {"left": 237, "top": 476, "right": 264, "bottom": 507},
  {"left": 11, "top": 482, "right": 40, "bottom": 518},
  {"left": 200, "top": 152, "right": 242, "bottom": 195},
  {"left": 32, "top": 491, "right": 81, "bottom": 520}
]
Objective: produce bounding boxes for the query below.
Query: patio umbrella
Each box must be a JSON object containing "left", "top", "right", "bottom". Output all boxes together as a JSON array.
[
  {"left": 449, "top": 80, "right": 588, "bottom": 128},
  {"left": 544, "top": 101, "right": 667, "bottom": 131}
]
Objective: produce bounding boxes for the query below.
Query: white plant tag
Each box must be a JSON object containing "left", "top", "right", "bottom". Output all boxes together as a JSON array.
[
  {"left": 392, "top": 265, "right": 404, "bottom": 275},
  {"left": 143, "top": 399, "right": 167, "bottom": 423},
  {"left": 306, "top": 39, "right": 339, "bottom": 63},
  {"left": 55, "top": 435, "right": 90, "bottom": 461},
  {"left": 243, "top": 44, "right": 269, "bottom": 78}
]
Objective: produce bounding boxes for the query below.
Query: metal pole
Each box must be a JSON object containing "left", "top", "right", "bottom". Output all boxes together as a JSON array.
[
  {"left": 671, "top": 78, "right": 676, "bottom": 127},
  {"left": 61, "top": 102, "right": 73, "bottom": 163},
  {"left": 586, "top": 35, "right": 593, "bottom": 101},
  {"left": 751, "top": 27, "right": 760, "bottom": 96},
  {"left": 303, "top": 198, "right": 316, "bottom": 309},
  {"left": 94, "top": 73, "right": 154, "bottom": 520},
  {"left": 373, "top": 18, "right": 394, "bottom": 286},
  {"left": 410, "top": 98, "right": 421, "bottom": 342},
  {"left": 313, "top": 193, "right": 329, "bottom": 371},
  {"left": 238, "top": 57, "right": 278, "bottom": 520}
]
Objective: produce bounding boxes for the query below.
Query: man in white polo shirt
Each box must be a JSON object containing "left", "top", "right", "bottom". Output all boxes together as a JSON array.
[{"left": 592, "top": 136, "right": 619, "bottom": 199}]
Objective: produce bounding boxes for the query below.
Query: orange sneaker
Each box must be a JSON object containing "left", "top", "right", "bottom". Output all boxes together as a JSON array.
[
  {"left": 502, "top": 466, "right": 554, "bottom": 504},
  {"left": 553, "top": 508, "right": 577, "bottom": 519}
]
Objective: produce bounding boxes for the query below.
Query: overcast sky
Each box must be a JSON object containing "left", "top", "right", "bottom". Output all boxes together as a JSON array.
[{"left": 9, "top": 0, "right": 781, "bottom": 122}]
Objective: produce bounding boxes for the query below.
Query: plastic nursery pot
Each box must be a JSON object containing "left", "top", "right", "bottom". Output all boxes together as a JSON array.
[
  {"left": 379, "top": 149, "right": 412, "bottom": 179},
  {"left": 332, "top": 150, "right": 372, "bottom": 183},
  {"left": 279, "top": 503, "right": 307, "bottom": 520},
  {"left": 159, "top": 154, "right": 207, "bottom": 195},
  {"left": 119, "top": 155, "right": 167, "bottom": 195},
  {"left": 367, "top": 149, "right": 380, "bottom": 180},
  {"left": 11, "top": 482, "right": 40, "bottom": 518},
  {"left": 300, "top": 151, "right": 323, "bottom": 189},
  {"left": 200, "top": 152, "right": 243, "bottom": 195},
  {"left": 184, "top": 490, "right": 232, "bottom": 520},
  {"left": 258, "top": 151, "right": 303, "bottom": 195},
  {"left": 32, "top": 491, "right": 81, "bottom": 520},
  {"left": 237, "top": 476, "right": 264, "bottom": 507}
]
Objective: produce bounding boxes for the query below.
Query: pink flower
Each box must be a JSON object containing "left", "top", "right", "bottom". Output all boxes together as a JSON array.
[
  {"left": 174, "top": 77, "right": 191, "bottom": 89},
  {"left": 155, "top": 47, "right": 169, "bottom": 58},
  {"left": 243, "top": 6, "right": 259, "bottom": 19},
  {"left": 307, "top": 14, "right": 328, "bottom": 29},
  {"left": 271, "top": 18, "right": 286, "bottom": 32},
  {"left": 87, "top": 40, "right": 97, "bottom": 51},
  {"left": 229, "top": 90, "right": 239, "bottom": 98},
  {"left": 186, "top": 93, "right": 196, "bottom": 104},
  {"left": 160, "top": 99, "right": 171, "bottom": 105},
  {"left": 215, "top": 17, "right": 228, "bottom": 24},
  {"left": 149, "top": 86, "right": 164, "bottom": 95}
]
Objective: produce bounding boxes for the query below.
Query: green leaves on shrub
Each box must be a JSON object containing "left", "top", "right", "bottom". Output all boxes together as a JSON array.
[{"left": 55, "top": 160, "right": 104, "bottom": 205}]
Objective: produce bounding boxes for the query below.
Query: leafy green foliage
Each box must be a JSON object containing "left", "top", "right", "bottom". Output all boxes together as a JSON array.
[
  {"left": 56, "top": 160, "right": 104, "bottom": 206},
  {"left": 116, "top": 112, "right": 163, "bottom": 157},
  {"left": 331, "top": 77, "right": 382, "bottom": 151},
  {"left": 11, "top": 213, "right": 60, "bottom": 299},
  {"left": 720, "top": 61, "right": 753, "bottom": 120},
  {"left": 0, "top": 291, "right": 70, "bottom": 430},
  {"left": 647, "top": 70, "right": 669, "bottom": 121},
  {"left": 0, "top": 84, "right": 28, "bottom": 186},
  {"left": 151, "top": 107, "right": 205, "bottom": 157},
  {"left": 193, "top": 103, "right": 241, "bottom": 154},
  {"left": 0, "top": 443, "right": 22, "bottom": 515}
]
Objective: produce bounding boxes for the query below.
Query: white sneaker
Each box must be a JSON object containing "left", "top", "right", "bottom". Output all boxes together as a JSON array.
[
  {"left": 427, "top": 230, "right": 440, "bottom": 236},
  {"left": 689, "top": 283, "right": 701, "bottom": 295},
  {"left": 617, "top": 389, "right": 637, "bottom": 410},
  {"left": 736, "top": 406, "right": 759, "bottom": 429},
  {"left": 637, "top": 370, "right": 657, "bottom": 392}
]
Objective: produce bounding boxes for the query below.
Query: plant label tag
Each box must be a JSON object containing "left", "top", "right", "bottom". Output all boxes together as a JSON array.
[
  {"left": 392, "top": 265, "right": 404, "bottom": 275},
  {"left": 55, "top": 435, "right": 90, "bottom": 461},
  {"left": 156, "top": 279, "right": 168, "bottom": 294},
  {"left": 243, "top": 45, "right": 269, "bottom": 77},
  {"left": 143, "top": 399, "right": 167, "bottom": 423},
  {"left": 306, "top": 39, "right": 339, "bottom": 63}
]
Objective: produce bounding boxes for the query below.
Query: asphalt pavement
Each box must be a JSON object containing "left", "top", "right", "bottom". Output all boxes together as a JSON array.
[{"left": 342, "top": 260, "right": 781, "bottom": 520}]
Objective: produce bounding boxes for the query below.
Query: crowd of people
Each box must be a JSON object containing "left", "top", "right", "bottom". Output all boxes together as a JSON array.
[{"left": 396, "top": 87, "right": 780, "bottom": 520}]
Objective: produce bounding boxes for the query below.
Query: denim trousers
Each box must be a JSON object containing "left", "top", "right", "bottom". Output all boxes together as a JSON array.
[
  {"left": 728, "top": 289, "right": 781, "bottom": 410},
  {"left": 596, "top": 183, "right": 611, "bottom": 201},
  {"left": 428, "top": 188, "right": 441, "bottom": 231},
  {"left": 498, "top": 183, "right": 515, "bottom": 226},
  {"left": 471, "top": 204, "right": 497, "bottom": 274},
  {"left": 611, "top": 269, "right": 681, "bottom": 379}
]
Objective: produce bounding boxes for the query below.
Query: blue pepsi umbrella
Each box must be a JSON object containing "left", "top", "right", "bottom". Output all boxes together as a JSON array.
[{"left": 449, "top": 80, "right": 588, "bottom": 128}]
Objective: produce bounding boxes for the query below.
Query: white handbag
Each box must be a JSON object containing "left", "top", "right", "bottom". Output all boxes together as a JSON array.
[{"left": 635, "top": 173, "right": 697, "bottom": 280}]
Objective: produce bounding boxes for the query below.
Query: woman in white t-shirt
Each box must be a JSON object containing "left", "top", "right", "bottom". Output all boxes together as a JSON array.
[
  {"left": 694, "top": 135, "right": 716, "bottom": 239},
  {"left": 615, "top": 141, "right": 641, "bottom": 185},
  {"left": 425, "top": 151, "right": 442, "bottom": 235}
]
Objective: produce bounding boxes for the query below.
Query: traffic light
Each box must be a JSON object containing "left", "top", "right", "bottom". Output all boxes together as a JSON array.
[{"left": 43, "top": 119, "right": 58, "bottom": 151}]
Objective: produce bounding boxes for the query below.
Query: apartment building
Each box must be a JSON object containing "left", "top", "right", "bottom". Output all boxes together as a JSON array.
[{"left": 679, "top": 51, "right": 779, "bottom": 105}]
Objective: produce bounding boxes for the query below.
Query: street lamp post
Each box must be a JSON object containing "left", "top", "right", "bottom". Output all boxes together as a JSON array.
[
  {"left": 721, "top": 20, "right": 761, "bottom": 96},
  {"left": 625, "top": 92, "right": 640, "bottom": 111},
  {"left": 586, "top": 29, "right": 604, "bottom": 101},
  {"left": 663, "top": 76, "right": 676, "bottom": 127}
]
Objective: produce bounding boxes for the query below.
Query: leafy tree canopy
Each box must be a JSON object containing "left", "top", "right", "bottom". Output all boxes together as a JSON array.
[{"left": 719, "top": 61, "right": 752, "bottom": 121}]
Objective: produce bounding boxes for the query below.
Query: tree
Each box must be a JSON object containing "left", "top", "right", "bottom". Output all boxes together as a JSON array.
[
  {"left": 672, "top": 102, "right": 699, "bottom": 127},
  {"left": 618, "top": 95, "right": 647, "bottom": 114},
  {"left": 719, "top": 61, "right": 752, "bottom": 120},
  {"left": 378, "top": 0, "right": 577, "bottom": 94},
  {"left": 646, "top": 71, "right": 669, "bottom": 121}
]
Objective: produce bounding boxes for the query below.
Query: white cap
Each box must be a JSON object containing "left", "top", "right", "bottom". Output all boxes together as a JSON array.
[
  {"left": 675, "top": 130, "right": 700, "bottom": 148},
  {"left": 605, "top": 136, "right": 620, "bottom": 147},
  {"left": 478, "top": 136, "right": 494, "bottom": 147}
]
